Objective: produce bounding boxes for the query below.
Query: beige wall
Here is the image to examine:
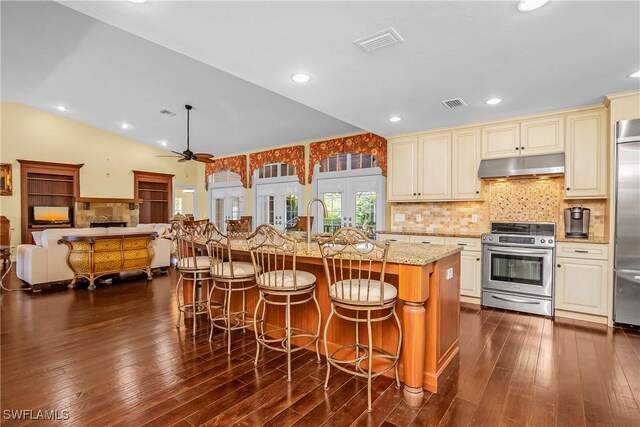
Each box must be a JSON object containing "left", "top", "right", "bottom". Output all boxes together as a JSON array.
[{"left": 0, "top": 102, "right": 207, "bottom": 244}]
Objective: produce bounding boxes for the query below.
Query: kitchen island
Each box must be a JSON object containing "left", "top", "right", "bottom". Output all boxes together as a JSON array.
[{"left": 190, "top": 240, "right": 462, "bottom": 406}]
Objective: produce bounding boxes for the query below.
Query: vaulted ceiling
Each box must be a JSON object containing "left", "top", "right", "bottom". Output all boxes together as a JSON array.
[{"left": 2, "top": 1, "right": 639, "bottom": 157}]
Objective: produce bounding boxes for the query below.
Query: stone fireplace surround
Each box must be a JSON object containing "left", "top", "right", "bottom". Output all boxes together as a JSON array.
[{"left": 74, "top": 197, "right": 141, "bottom": 228}]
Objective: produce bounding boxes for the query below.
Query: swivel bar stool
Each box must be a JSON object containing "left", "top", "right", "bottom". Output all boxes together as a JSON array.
[
  {"left": 206, "top": 224, "right": 259, "bottom": 354},
  {"left": 173, "top": 221, "right": 215, "bottom": 336},
  {"left": 318, "top": 227, "right": 402, "bottom": 412},
  {"left": 247, "top": 225, "right": 321, "bottom": 381}
]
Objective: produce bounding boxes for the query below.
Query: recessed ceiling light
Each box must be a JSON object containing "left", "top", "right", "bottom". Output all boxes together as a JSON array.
[
  {"left": 57, "top": 105, "right": 67, "bottom": 112},
  {"left": 388, "top": 116, "right": 402, "bottom": 122},
  {"left": 517, "top": 0, "right": 550, "bottom": 12},
  {"left": 159, "top": 140, "right": 167, "bottom": 146},
  {"left": 128, "top": 0, "right": 148, "bottom": 3},
  {"left": 628, "top": 70, "right": 640, "bottom": 78},
  {"left": 485, "top": 98, "right": 503, "bottom": 105},
  {"left": 121, "top": 123, "right": 130, "bottom": 130},
  {"left": 291, "top": 73, "right": 311, "bottom": 83}
]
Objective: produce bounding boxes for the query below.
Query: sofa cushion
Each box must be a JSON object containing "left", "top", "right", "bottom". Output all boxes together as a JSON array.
[
  {"left": 32, "top": 231, "right": 43, "bottom": 246},
  {"left": 41, "top": 228, "right": 103, "bottom": 248}
]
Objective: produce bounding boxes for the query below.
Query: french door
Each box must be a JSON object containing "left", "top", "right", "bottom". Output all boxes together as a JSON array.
[
  {"left": 210, "top": 186, "right": 244, "bottom": 233},
  {"left": 255, "top": 181, "right": 301, "bottom": 231},
  {"left": 316, "top": 175, "right": 384, "bottom": 238}
]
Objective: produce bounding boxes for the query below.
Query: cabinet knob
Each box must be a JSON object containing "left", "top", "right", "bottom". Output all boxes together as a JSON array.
[
  {"left": 413, "top": 193, "right": 417, "bottom": 196},
  {"left": 566, "top": 187, "right": 570, "bottom": 191},
  {"left": 417, "top": 193, "right": 422, "bottom": 196},
  {"left": 520, "top": 146, "right": 525, "bottom": 150},
  {"left": 557, "top": 264, "right": 561, "bottom": 268},
  {"left": 475, "top": 191, "right": 480, "bottom": 194},
  {"left": 515, "top": 147, "right": 520, "bottom": 151},
  {"left": 476, "top": 258, "right": 480, "bottom": 261}
]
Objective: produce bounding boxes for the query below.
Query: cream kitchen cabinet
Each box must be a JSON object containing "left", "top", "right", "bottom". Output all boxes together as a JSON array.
[
  {"left": 444, "top": 237, "right": 481, "bottom": 297},
  {"left": 482, "top": 118, "right": 564, "bottom": 160},
  {"left": 481, "top": 123, "right": 520, "bottom": 159},
  {"left": 520, "top": 116, "right": 564, "bottom": 156},
  {"left": 564, "top": 109, "right": 607, "bottom": 198},
  {"left": 408, "top": 235, "right": 446, "bottom": 245},
  {"left": 387, "top": 136, "right": 418, "bottom": 201},
  {"left": 387, "top": 133, "right": 451, "bottom": 201},
  {"left": 555, "top": 243, "right": 609, "bottom": 317},
  {"left": 451, "top": 129, "right": 482, "bottom": 200},
  {"left": 376, "top": 233, "right": 411, "bottom": 243},
  {"left": 388, "top": 130, "right": 481, "bottom": 202}
]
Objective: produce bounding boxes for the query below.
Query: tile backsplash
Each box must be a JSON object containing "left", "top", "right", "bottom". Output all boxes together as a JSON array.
[{"left": 390, "top": 177, "right": 607, "bottom": 237}]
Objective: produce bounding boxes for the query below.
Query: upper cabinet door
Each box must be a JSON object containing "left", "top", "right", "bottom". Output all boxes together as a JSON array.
[
  {"left": 481, "top": 123, "right": 520, "bottom": 159},
  {"left": 452, "top": 129, "right": 482, "bottom": 200},
  {"left": 387, "top": 136, "right": 418, "bottom": 201},
  {"left": 565, "top": 109, "right": 607, "bottom": 198},
  {"left": 417, "top": 133, "right": 451, "bottom": 200},
  {"left": 520, "top": 116, "right": 564, "bottom": 155}
]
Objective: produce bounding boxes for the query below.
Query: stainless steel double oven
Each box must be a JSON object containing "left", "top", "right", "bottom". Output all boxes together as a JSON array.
[{"left": 481, "top": 222, "right": 556, "bottom": 316}]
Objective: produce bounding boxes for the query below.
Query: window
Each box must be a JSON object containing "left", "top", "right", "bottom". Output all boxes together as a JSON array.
[
  {"left": 212, "top": 170, "right": 241, "bottom": 184},
  {"left": 208, "top": 170, "right": 245, "bottom": 233},
  {"left": 319, "top": 153, "right": 378, "bottom": 173},
  {"left": 285, "top": 195, "right": 299, "bottom": 228},
  {"left": 323, "top": 192, "right": 342, "bottom": 234},
  {"left": 258, "top": 163, "right": 296, "bottom": 179}
]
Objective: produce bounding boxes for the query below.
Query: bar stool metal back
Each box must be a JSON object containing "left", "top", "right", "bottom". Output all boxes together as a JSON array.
[
  {"left": 205, "top": 225, "right": 258, "bottom": 354},
  {"left": 318, "top": 227, "right": 402, "bottom": 412},
  {"left": 173, "top": 221, "right": 215, "bottom": 336},
  {"left": 247, "top": 225, "right": 321, "bottom": 381}
]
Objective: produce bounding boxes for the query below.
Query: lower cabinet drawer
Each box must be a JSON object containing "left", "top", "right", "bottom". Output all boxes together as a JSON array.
[
  {"left": 556, "top": 242, "right": 608, "bottom": 260},
  {"left": 408, "top": 235, "right": 446, "bottom": 245},
  {"left": 444, "top": 237, "right": 481, "bottom": 252},
  {"left": 482, "top": 291, "right": 553, "bottom": 316},
  {"left": 377, "top": 234, "right": 411, "bottom": 243}
]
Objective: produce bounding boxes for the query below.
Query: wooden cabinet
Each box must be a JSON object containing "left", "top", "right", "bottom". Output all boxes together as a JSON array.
[
  {"left": 451, "top": 129, "right": 481, "bottom": 200},
  {"left": 481, "top": 123, "right": 520, "bottom": 159},
  {"left": 481, "top": 117, "right": 564, "bottom": 159},
  {"left": 18, "top": 160, "right": 83, "bottom": 244},
  {"left": 388, "top": 130, "right": 476, "bottom": 202},
  {"left": 555, "top": 242, "right": 609, "bottom": 317},
  {"left": 133, "top": 171, "right": 174, "bottom": 224},
  {"left": 520, "top": 116, "right": 564, "bottom": 155},
  {"left": 418, "top": 133, "right": 451, "bottom": 200},
  {"left": 387, "top": 137, "right": 418, "bottom": 201},
  {"left": 555, "top": 257, "right": 608, "bottom": 316},
  {"left": 565, "top": 109, "right": 607, "bottom": 198}
]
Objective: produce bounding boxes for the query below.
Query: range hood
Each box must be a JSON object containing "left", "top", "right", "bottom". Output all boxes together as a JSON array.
[{"left": 477, "top": 153, "right": 565, "bottom": 179}]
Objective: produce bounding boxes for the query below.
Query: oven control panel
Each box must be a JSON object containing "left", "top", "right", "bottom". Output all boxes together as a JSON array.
[{"left": 482, "top": 233, "right": 556, "bottom": 248}]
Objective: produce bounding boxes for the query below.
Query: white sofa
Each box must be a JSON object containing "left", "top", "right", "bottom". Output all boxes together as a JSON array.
[{"left": 16, "top": 224, "right": 172, "bottom": 289}]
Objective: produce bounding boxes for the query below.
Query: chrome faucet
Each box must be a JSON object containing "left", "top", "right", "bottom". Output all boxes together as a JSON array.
[{"left": 306, "top": 197, "right": 327, "bottom": 247}]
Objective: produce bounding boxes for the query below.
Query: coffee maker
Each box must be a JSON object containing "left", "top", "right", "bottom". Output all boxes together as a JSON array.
[{"left": 564, "top": 206, "right": 590, "bottom": 238}]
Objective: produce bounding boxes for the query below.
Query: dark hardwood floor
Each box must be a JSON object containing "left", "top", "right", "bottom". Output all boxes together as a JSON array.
[{"left": 1, "top": 268, "right": 639, "bottom": 426}]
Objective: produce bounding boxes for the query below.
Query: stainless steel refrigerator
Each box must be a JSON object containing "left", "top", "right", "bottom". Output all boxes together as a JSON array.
[{"left": 614, "top": 119, "right": 640, "bottom": 326}]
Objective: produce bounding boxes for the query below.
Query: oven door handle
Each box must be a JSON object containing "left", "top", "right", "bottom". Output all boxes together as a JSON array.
[
  {"left": 485, "top": 247, "right": 551, "bottom": 256},
  {"left": 490, "top": 294, "right": 541, "bottom": 305}
]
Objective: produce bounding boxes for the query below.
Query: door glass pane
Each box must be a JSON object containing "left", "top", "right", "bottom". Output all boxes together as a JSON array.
[
  {"left": 262, "top": 196, "right": 275, "bottom": 225},
  {"left": 230, "top": 197, "right": 240, "bottom": 220},
  {"left": 284, "top": 195, "right": 299, "bottom": 228},
  {"left": 214, "top": 198, "right": 224, "bottom": 230},
  {"left": 323, "top": 192, "right": 342, "bottom": 234},
  {"left": 354, "top": 191, "right": 377, "bottom": 238},
  {"left": 491, "top": 254, "right": 543, "bottom": 286}
]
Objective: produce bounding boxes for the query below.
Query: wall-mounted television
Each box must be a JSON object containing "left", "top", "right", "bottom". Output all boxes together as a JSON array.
[{"left": 33, "top": 206, "right": 70, "bottom": 224}]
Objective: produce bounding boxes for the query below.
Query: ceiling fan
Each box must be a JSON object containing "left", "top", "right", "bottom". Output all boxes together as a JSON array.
[{"left": 158, "top": 104, "right": 215, "bottom": 163}]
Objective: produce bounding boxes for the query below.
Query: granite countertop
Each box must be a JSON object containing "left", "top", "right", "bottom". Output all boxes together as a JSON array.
[
  {"left": 556, "top": 236, "right": 609, "bottom": 244},
  {"left": 377, "top": 230, "right": 609, "bottom": 244},
  {"left": 225, "top": 239, "right": 462, "bottom": 266},
  {"left": 376, "top": 230, "right": 483, "bottom": 239}
]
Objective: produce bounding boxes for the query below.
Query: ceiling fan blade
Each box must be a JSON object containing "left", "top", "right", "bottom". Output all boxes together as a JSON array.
[
  {"left": 156, "top": 155, "right": 183, "bottom": 158},
  {"left": 193, "top": 153, "right": 214, "bottom": 158},
  {"left": 195, "top": 157, "right": 215, "bottom": 164},
  {"left": 177, "top": 158, "right": 188, "bottom": 163},
  {"left": 171, "top": 150, "right": 185, "bottom": 156}
]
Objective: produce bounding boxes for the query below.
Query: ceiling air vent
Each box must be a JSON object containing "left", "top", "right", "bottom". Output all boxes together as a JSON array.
[
  {"left": 441, "top": 98, "right": 468, "bottom": 109},
  {"left": 159, "top": 109, "right": 176, "bottom": 117},
  {"left": 354, "top": 27, "right": 404, "bottom": 52}
]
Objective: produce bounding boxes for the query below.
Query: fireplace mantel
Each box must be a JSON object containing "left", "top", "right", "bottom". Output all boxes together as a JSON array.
[{"left": 75, "top": 197, "right": 143, "bottom": 204}]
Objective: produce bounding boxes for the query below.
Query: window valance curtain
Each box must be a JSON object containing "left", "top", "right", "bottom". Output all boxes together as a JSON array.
[
  {"left": 204, "top": 155, "right": 248, "bottom": 189},
  {"left": 248, "top": 145, "right": 306, "bottom": 187},
  {"left": 308, "top": 133, "right": 387, "bottom": 183}
]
